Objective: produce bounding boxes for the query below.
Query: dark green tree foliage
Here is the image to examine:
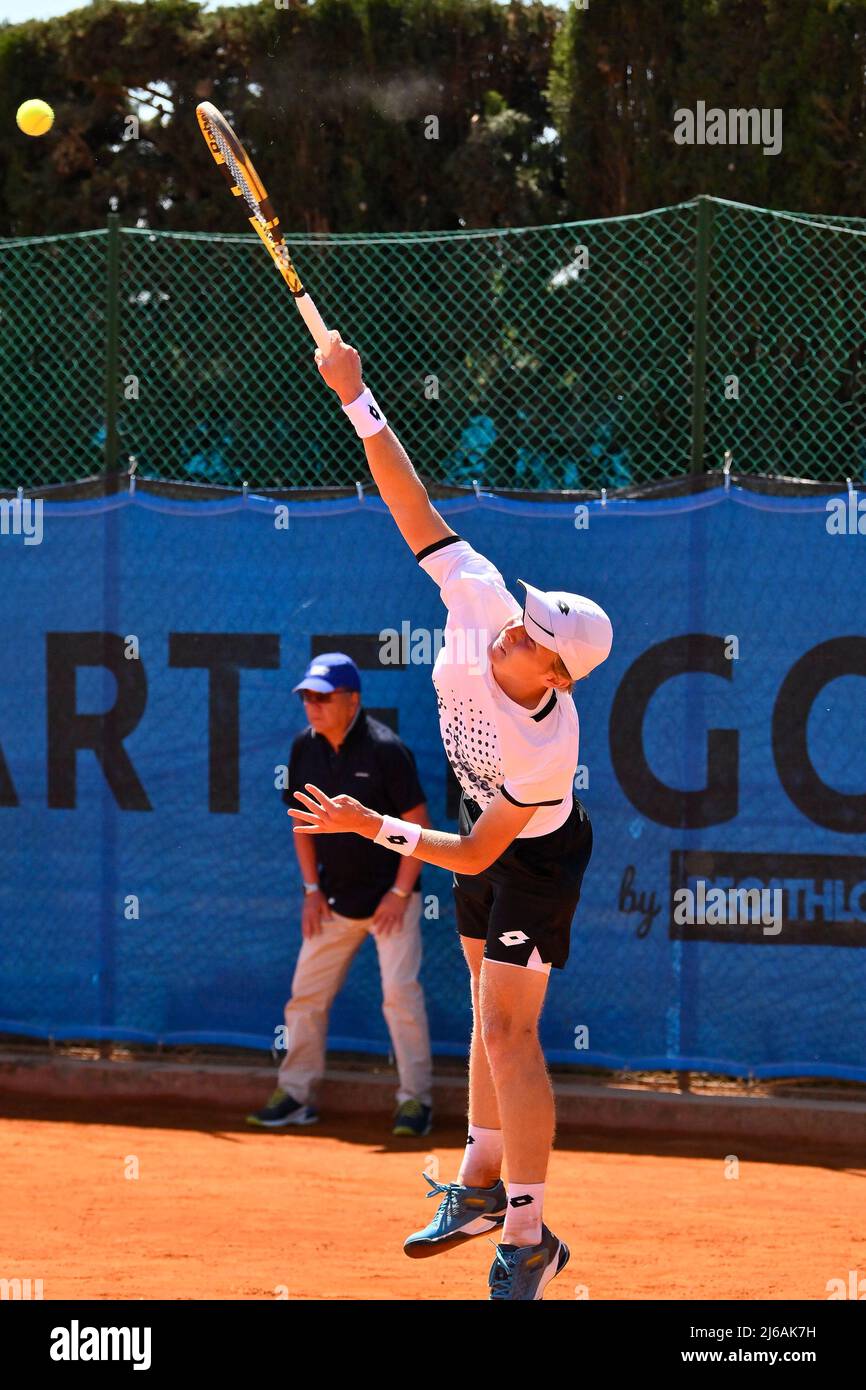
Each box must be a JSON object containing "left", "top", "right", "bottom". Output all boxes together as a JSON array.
[
  {"left": 548, "top": 0, "right": 684, "bottom": 217},
  {"left": 761, "top": 0, "right": 866, "bottom": 213},
  {"left": 0, "top": 0, "right": 561, "bottom": 236},
  {"left": 548, "top": 0, "right": 866, "bottom": 219},
  {"left": 670, "top": 0, "right": 772, "bottom": 207},
  {"left": 5, "top": 0, "right": 866, "bottom": 234},
  {"left": 443, "top": 90, "right": 560, "bottom": 227}
]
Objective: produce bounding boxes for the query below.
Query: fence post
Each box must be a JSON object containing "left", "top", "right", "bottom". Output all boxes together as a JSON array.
[
  {"left": 104, "top": 212, "right": 121, "bottom": 481},
  {"left": 691, "top": 195, "right": 714, "bottom": 474}
]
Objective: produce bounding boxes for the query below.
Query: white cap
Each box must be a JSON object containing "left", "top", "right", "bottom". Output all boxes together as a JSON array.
[{"left": 517, "top": 579, "right": 613, "bottom": 681}]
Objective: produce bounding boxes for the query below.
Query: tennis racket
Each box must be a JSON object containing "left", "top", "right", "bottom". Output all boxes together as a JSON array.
[{"left": 196, "top": 101, "right": 331, "bottom": 355}]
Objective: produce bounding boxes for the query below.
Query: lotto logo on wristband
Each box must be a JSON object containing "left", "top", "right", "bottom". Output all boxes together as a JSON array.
[
  {"left": 374, "top": 815, "right": 420, "bottom": 854},
  {"left": 343, "top": 388, "right": 387, "bottom": 438}
]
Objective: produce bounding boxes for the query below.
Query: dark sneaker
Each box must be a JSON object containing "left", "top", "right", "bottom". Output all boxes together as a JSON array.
[
  {"left": 245, "top": 1088, "right": 319, "bottom": 1128},
  {"left": 392, "top": 1099, "right": 433, "bottom": 1137},
  {"left": 487, "top": 1224, "right": 570, "bottom": 1300},
  {"left": 404, "top": 1174, "right": 507, "bottom": 1258}
]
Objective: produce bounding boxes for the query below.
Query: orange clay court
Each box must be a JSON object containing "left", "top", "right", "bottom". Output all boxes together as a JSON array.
[{"left": 2, "top": 1097, "right": 864, "bottom": 1301}]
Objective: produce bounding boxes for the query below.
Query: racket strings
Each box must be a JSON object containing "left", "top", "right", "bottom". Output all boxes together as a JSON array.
[
  {"left": 224, "top": 146, "right": 262, "bottom": 217},
  {"left": 216, "top": 134, "right": 290, "bottom": 269},
  {"left": 207, "top": 121, "right": 267, "bottom": 222},
  {"left": 199, "top": 105, "right": 297, "bottom": 283}
]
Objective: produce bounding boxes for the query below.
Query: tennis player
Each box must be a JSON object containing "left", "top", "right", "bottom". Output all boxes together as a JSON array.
[{"left": 290, "top": 333, "right": 613, "bottom": 1301}]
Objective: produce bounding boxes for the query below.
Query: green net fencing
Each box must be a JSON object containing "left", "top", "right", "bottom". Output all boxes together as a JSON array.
[
  {"left": 2, "top": 196, "right": 865, "bottom": 493},
  {"left": 0, "top": 230, "right": 110, "bottom": 488},
  {"left": 704, "top": 202, "right": 866, "bottom": 482}
]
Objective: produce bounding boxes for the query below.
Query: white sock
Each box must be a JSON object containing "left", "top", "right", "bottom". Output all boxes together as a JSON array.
[
  {"left": 457, "top": 1124, "right": 503, "bottom": 1187},
  {"left": 503, "top": 1181, "right": 545, "bottom": 1245}
]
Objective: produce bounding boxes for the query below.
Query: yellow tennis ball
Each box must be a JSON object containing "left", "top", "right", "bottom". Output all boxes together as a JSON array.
[{"left": 16, "top": 99, "right": 54, "bottom": 137}]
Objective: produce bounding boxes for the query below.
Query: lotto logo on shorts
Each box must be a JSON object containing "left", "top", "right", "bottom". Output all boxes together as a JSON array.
[{"left": 499, "top": 930, "right": 529, "bottom": 947}]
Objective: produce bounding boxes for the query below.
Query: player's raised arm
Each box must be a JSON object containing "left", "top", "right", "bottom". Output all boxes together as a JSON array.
[{"left": 315, "top": 331, "right": 455, "bottom": 556}]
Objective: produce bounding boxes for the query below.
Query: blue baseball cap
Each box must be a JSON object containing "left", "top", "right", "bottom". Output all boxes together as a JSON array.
[{"left": 292, "top": 652, "right": 361, "bottom": 694}]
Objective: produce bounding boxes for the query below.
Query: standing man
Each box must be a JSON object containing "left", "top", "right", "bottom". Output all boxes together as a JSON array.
[
  {"left": 247, "top": 652, "right": 434, "bottom": 1138},
  {"left": 290, "top": 335, "right": 613, "bottom": 1300}
]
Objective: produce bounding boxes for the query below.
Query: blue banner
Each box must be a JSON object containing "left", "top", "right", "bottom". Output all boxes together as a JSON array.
[{"left": 1, "top": 486, "right": 864, "bottom": 1077}]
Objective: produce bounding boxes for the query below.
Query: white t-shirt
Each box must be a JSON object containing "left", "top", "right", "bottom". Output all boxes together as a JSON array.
[{"left": 418, "top": 537, "right": 579, "bottom": 838}]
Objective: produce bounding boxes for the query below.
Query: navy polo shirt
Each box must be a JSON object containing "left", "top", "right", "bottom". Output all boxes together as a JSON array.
[{"left": 283, "top": 708, "right": 426, "bottom": 920}]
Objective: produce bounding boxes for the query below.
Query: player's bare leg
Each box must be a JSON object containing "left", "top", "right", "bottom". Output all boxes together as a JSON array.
[
  {"left": 403, "top": 938, "right": 507, "bottom": 1257},
  {"left": 458, "top": 937, "right": 502, "bottom": 1187},
  {"left": 479, "top": 959, "right": 553, "bottom": 1240}
]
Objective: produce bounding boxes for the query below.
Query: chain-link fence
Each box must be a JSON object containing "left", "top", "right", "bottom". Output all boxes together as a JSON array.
[
  {"left": 704, "top": 202, "right": 866, "bottom": 482},
  {"left": 2, "top": 197, "right": 866, "bottom": 492}
]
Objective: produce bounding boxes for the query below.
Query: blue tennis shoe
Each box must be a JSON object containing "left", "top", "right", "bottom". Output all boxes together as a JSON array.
[
  {"left": 403, "top": 1173, "right": 507, "bottom": 1258},
  {"left": 487, "top": 1224, "right": 570, "bottom": 1300}
]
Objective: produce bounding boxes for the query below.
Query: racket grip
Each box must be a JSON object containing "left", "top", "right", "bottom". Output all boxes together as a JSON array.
[{"left": 295, "top": 293, "right": 332, "bottom": 356}]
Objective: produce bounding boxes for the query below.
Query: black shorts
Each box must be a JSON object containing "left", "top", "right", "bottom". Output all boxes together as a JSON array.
[{"left": 453, "top": 793, "right": 593, "bottom": 971}]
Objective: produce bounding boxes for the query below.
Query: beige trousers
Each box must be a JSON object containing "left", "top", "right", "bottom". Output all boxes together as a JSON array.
[{"left": 277, "top": 893, "right": 432, "bottom": 1107}]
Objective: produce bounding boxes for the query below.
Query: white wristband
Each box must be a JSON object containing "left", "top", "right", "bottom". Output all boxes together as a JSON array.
[
  {"left": 374, "top": 815, "right": 421, "bottom": 856},
  {"left": 342, "top": 387, "right": 387, "bottom": 438}
]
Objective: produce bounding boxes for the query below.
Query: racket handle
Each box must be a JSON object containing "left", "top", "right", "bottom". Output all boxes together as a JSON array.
[{"left": 295, "top": 293, "right": 332, "bottom": 356}]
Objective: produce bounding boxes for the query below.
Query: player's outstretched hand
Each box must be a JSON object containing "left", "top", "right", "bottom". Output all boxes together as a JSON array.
[
  {"left": 314, "top": 331, "right": 364, "bottom": 406},
  {"left": 289, "top": 783, "right": 379, "bottom": 838}
]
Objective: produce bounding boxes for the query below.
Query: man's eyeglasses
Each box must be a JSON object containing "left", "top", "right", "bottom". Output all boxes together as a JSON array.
[{"left": 298, "top": 689, "right": 350, "bottom": 705}]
